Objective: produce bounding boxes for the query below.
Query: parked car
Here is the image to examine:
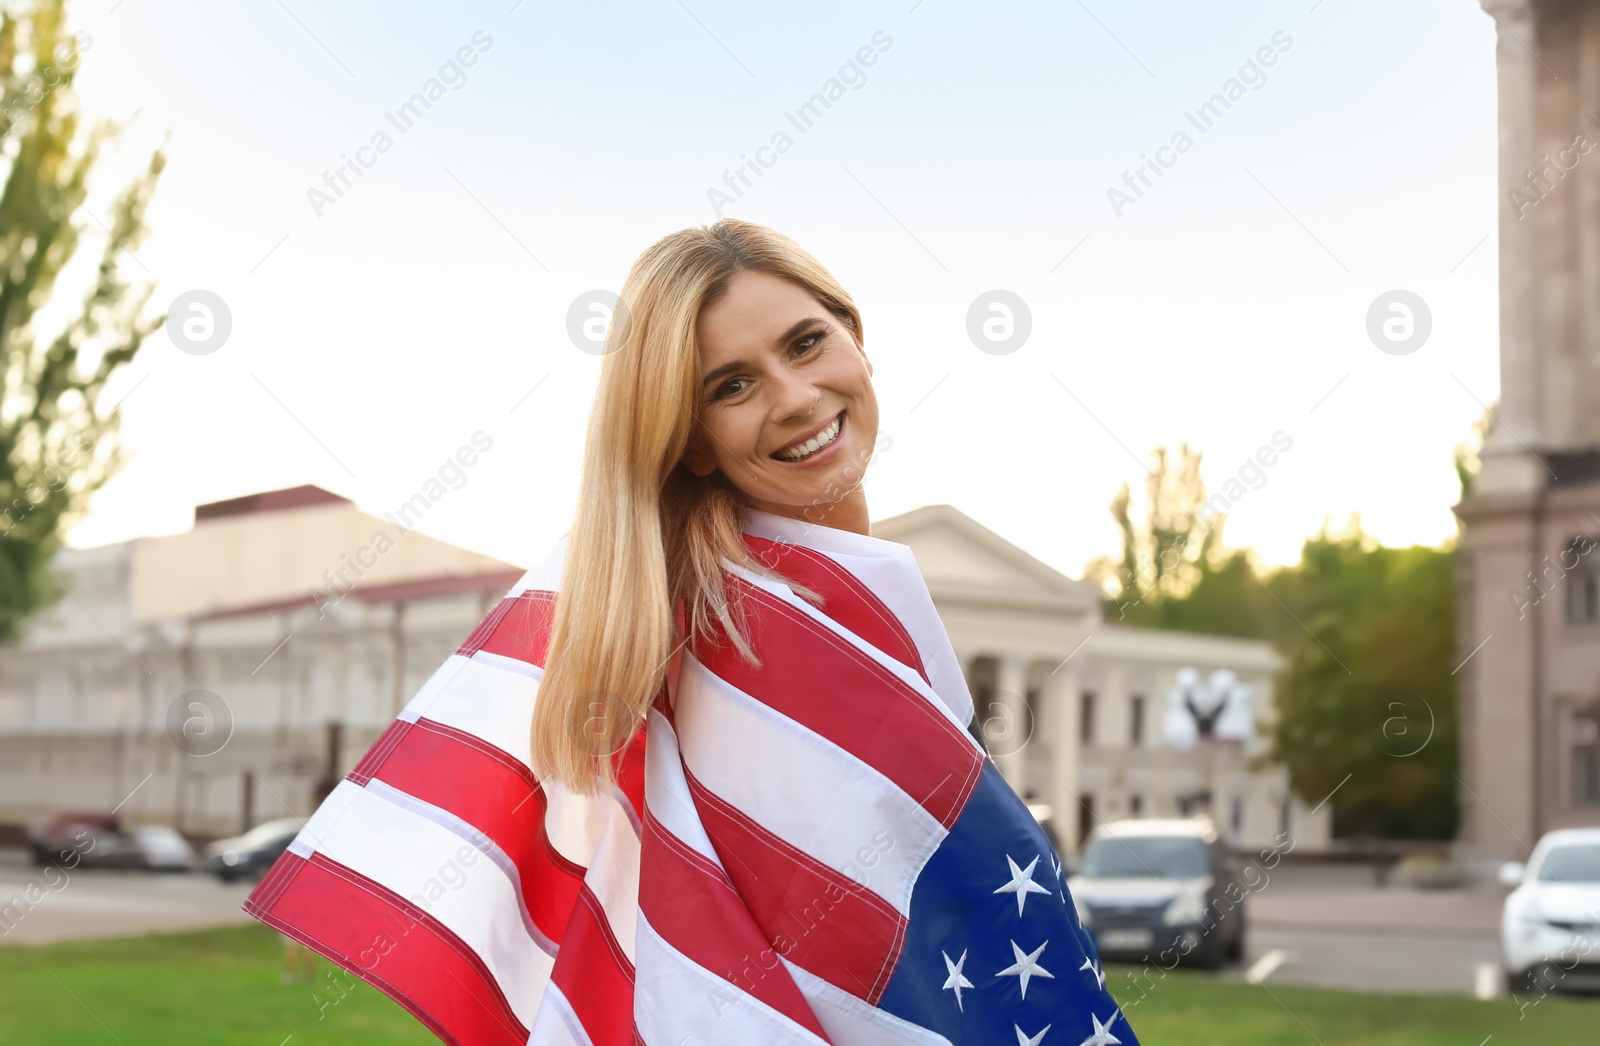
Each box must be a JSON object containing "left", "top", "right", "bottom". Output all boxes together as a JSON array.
[
  {"left": 27, "top": 812, "right": 121, "bottom": 867},
  {"left": 27, "top": 814, "right": 196, "bottom": 871},
  {"left": 1500, "top": 827, "right": 1600, "bottom": 994},
  {"left": 204, "top": 818, "right": 303, "bottom": 882},
  {"left": 78, "top": 824, "right": 197, "bottom": 872},
  {"left": 1067, "top": 817, "right": 1247, "bottom": 969}
]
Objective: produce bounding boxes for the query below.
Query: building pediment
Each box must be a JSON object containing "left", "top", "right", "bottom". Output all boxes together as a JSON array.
[{"left": 872, "top": 504, "right": 1101, "bottom": 613}]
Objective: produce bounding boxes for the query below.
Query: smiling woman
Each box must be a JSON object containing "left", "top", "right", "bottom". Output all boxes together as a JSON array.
[
  {"left": 246, "top": 218, "right": 1141, "bottom": 1045},
  {"left": 530, "top": 220, "right": 876, "bottom": 796}
]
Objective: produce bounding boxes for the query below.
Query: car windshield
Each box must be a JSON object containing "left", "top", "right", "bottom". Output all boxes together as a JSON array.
[
  {"left": 1536, "top": 843, "right": 1600, "bottom": 882},
  {"left": 237, "top": 818, "right": 302, "bottom": 848},
  {"left": 1078, "top": 835, "right": 1209, "bottom": 879}
]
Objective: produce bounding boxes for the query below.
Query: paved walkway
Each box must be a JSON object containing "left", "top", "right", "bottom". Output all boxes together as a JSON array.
[{"left": 0, "top": 850, "right": 256, "bottom": 945}]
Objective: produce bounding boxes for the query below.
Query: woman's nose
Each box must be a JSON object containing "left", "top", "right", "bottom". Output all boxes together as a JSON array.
[{"left": 772, "top": 371, "right": 821, "bottom": 421}]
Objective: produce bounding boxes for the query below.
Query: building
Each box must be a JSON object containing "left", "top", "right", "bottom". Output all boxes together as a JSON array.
[
  {"left": 875, "top": 505, "right": 1326, "bottom": 858},
  {"left": 1454, "top": 0, "right": 1600, "bottom": 860},
  {"left": 0, "top": 485, "right": 523, "bottom": 838},
  {"left": 0, "top": 486, "right": 1328, "bottom": 857}
]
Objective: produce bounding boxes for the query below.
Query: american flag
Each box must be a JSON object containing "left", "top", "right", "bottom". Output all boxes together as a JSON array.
[{"left": 245, "top": 506, "right": 1141, "bottom": 1046}]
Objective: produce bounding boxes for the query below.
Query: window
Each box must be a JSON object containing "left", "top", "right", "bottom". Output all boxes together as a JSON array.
[
  {"left": 1574, "top": 715, "right": 1600, "bottom": 806},
  {"left": 1080, "top": 691, "right": 1097, "bottom": 746},
  {"left": 1130, "top": 694, "right": 1144, "bottom": 747},
  {"left": 1565, "top": 534, "right": 1600, "bottom": 625},
  {"left": 1079, "top": 835, "right": 1208, "bottom": 879}
]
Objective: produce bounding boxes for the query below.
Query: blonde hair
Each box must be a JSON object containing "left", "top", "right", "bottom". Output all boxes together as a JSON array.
[{"left": 530, "top": 218, "right": 862, "bottom": 796}]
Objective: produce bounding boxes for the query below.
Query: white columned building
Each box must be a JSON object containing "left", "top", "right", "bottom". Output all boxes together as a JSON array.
[
  {"left": 874, "top": 505, "right": 1328, "bottom": 859},
  {"left": 0, "top": 488, "right": 1330, "bottom": 857}
]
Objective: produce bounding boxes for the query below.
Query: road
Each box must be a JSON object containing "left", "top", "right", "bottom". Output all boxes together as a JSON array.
[
  {"left": 0, "top": 849, "right": 256, "bottom": 945},
  {"left": 0, "top": 850, "right": 1568, "bottom": 1002}
]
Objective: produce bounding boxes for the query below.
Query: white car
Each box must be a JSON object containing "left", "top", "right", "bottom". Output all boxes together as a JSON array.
[{"left": 1499, "top": 827, "right": 1600, "bottom": 994}]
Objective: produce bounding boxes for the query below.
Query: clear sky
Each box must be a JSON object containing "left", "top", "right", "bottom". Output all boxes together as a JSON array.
[{"left": 55, "top": 0, "right": 1501, "bottom": 581}]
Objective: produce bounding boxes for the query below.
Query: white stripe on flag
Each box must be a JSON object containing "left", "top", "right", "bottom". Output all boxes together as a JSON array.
[
  {"left": 401, "top": 653, "right": 538, "bottom": 767},
  {"left": 526, "top": 981, "right": 596, "bottom": 1046},
  {"left": 782, "top": 958, "right": 955, "bottom": 1046},
  {"left": 293, "top": 780, "right": 556, "bottom": 1030},
  {"left": 550, "top": 778, "right": 642, "bottom": 964},
  {"left": 644, "top": 708, "right": 724, "bottom": 869},
  {"left": 675, "top": 652, "right": 944, "bottom": 914},
  {"left": 633, "top": 912, "right": 830, "bottom": 1046},
  {"left": 508, "top": 534, "right": 569, "bottom": 597}
]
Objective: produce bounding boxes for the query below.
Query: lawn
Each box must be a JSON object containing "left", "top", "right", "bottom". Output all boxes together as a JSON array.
[{"left": 0, "top": 923, "right": 1594, "bottom": 1044}]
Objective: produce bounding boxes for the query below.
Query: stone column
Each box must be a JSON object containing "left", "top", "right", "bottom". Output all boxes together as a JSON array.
[
  {"left": 1047, "top": 665, "right": 1084, "bottom": 860},
  {"left": 994, "top": 653, "right": 1031, "bottom": 791},
  {"left": 1478, "top": 0, "right": 1546, "bottom": 493}
]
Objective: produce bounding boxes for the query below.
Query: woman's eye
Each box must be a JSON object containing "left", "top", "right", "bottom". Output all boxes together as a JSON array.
[
  {"left": 793, "top": 331, "right": 825, "bottom": 355},
  {"left": 715, "top": 377, "right": 749, "bottom": 400}
]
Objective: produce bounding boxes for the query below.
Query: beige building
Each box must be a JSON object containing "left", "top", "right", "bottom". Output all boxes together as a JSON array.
[
  {"left": 1454, "top": 0, "right": 1600, "bottom": 859},
  {"left": 0, "top": 486, "right": 523, "bottom": 837},
  {"left": 0, "top": 487, "right": 1327, "bottom": 856}
]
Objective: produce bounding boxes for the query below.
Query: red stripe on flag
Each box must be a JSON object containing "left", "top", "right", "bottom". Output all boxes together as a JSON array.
[
  {"left": 699, "top": 578, "right": 982, "bottom": 828},
  {"left": 743, "top": 534, "right": 928, "bottom": 685},
  {"left": 459, "top": 588, "right": 557, "bottom": 667},
  {"left": 550, "top": 885, "right": 636, "bottom": 1046},
  {"left": 348, "top": 719, "right": 411, "bottom": 786},
  {"left": 683, "top": 765, "right": 907, "bottom": 1005},
  {"left": 245, "top": 851, "right": 529, "bottom": 1046},
  {"left": 639, "top": 809, "right": 832, "bottom": 1040},
  {"left": 363, "top": 716, "right": 585, "bottom": 946}
]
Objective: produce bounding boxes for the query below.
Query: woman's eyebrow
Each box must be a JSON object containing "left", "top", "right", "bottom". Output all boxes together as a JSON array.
[{"left": 699, "top": 316, "right": 829, "bottom": 390}]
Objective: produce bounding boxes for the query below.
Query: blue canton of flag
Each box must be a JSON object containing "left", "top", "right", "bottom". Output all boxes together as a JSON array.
[{"left": 879, "top": 762, "right": 1141, "bottom": 1046}]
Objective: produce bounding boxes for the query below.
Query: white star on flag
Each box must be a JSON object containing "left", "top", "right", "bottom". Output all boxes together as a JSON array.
[
  {"left": 1015, "top": 1022, "right": 1053, "bottom": 1046},
  {"left": 1051, "top": 853, "right": 1063, "bottom": 881},
  {"left": 941, "top": 948, "right": 975, "bottom": 1011},
  {"left": 1075, "top": 1009, "right": 1123, "bottom": 1046},
  {"left": 993, "top": 853, "right": 1053, "bottom": 917},
  {"left": 1079, "top": 955, "right": 1106, "bottom": 990},
  {"left": 996, "top": 938, "right": 1055, "bottom": 999}
]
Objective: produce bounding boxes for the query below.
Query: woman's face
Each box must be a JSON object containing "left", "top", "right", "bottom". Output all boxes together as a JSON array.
[{"left": 683, "top": 269, "right": 880, "bottom": 527}]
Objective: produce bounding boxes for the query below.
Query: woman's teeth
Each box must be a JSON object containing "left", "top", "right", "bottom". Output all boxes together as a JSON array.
[{"left": 776, "top": 414, "right": 842, "bottom": 461}]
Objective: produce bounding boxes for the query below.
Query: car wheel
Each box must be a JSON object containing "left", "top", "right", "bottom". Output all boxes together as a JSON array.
[
  {"left": 1224, "top": 916, "right": 1246, "bottom": 962},
  {"left": 1506, "top": 964, "right": 1558, "bottom": 996},
  {"left": 1187, "top": 933, "right": 1225, "bottom": 971}
]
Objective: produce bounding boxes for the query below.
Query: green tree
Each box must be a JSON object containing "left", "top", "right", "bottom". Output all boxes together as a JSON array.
[
  {"left": 1260, "top": 519, "right": 1460, "bottom": 839},
  {"left": 1083, "top": 443, "right": 1222, "bottom": 607},
  {"left": 1086, "top": 446, "right": 1462, "bottom": 839},
  {"left": 0, "top": 0, "right": 165, "bottom": 642}
]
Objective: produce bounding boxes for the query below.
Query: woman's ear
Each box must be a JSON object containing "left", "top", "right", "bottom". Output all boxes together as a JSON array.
[{"left": 682, "top": 434, "right": 716, "bottom": 478}]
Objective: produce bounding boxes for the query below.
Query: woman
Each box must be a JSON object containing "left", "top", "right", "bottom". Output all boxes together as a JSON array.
[{"left": 248, "top": 219, "right": 1139, "bottom": 1046}]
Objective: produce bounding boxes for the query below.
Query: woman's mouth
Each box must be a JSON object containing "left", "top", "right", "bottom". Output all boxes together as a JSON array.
[{"left": 773, "top": 411, "right": 844, "bottom": 463}]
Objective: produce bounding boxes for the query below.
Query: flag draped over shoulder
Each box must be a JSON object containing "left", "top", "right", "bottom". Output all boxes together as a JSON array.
[{"left": 245, "top": 506, "right": 1141, "bottom": 1046}]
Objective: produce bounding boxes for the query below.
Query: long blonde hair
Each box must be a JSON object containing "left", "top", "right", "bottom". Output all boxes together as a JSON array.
[{"left": 530, "top": 218, "right": 860, "bottom": 796}]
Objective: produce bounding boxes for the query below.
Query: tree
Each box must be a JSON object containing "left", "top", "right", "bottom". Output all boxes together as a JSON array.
[
  {"left": 1260, "top": 519, "right": 1459, "bottom": 839},
  {"left": 1083, "top": 443, "right": 1223, "bottom": 608},
  {"left": 0, "top": 0, "right": 165, "bottom": 643},
  {"left": 1083, "top": 443, "right": 1277, "bottom": 638},
  {"left": 1085, "top": 445, "right": 1461, "bottom": 839}
]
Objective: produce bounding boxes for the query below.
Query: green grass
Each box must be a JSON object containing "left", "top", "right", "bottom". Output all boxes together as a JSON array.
[
  {"left": 0, "top": 924, "right": 436, "bottom": 1045},
  {"left": 1105, "top": 961, "right": 1597, "bottom": 1045},
  {"left": 0, "top": 924, "right": 1595, "bottom": 1044}
]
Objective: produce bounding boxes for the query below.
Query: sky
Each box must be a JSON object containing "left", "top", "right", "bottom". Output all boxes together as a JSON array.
[{"left": 48, "top": 0, "right": 1502, "bottom": 581}]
